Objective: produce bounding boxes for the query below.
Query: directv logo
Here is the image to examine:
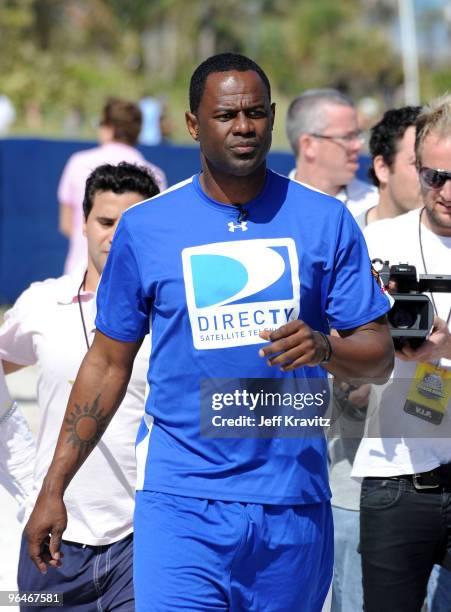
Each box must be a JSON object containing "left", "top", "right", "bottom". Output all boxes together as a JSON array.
[
  {"left": 182, "top": 238, "right": 300, "bottom": 350},
  {"left": 228, "top": 221, "right": 248, "bottom": 232}
]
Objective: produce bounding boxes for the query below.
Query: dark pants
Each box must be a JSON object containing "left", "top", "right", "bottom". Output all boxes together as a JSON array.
[
  {"left": 360, "top": 477, "right": 451, "bottom": 612},
  {"left": 18, "top": 532, "right": 134, "bottom": 611}
]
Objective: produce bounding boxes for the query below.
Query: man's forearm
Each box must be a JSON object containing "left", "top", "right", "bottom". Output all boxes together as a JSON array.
[
  {"left": 59, "top": 203, "right": 73, "bottom": 238},
  {"left": 443, "top": 324, "right": 451, "bottom": 360},
  {"left": 325, "top": 324, "right": 394, "bottom": 381},
  {"left": 25, "top": 331, "right": 142, "bottom": 573},
  {"left": 42, "top": 343, "right": 133, "bottom": 496}
]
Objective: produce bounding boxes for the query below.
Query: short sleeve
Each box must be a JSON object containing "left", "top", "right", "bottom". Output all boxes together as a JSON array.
[
  {"left": 0, "top": 286, "right": 40, "bottom": 366},
  {"left": 95, "top": 217, "right": 150, "bottom": 342},
  {"left": 325, "top": 209, "right": 391, "bottom": 330}
]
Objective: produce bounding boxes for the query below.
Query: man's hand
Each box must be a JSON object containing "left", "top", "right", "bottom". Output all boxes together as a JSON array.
[
  {"left": 259, "top": 316, "right": 393, "bottom": 380},
  {"left": 396, "top": 316, "right": 451, "bottom": 362},
  {"left": 24, "top": 489, "right": 67, "bottom": 574},
  {"left": 259, "top": 320, "right": 327, "bottom": 371},
  {"left": 331, "top": 379, "right": 371, "bottom": 429},
  {"left": 334, "top": 381, "right": 371, "bottom": 408}
]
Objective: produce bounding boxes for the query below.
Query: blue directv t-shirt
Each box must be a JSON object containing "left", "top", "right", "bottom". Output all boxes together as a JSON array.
[{"left": 96, "top": 170, "right": 390, "bottom": 505}]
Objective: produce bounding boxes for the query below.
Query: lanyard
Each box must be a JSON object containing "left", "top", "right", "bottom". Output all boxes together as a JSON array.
[
  {"left": 418, "top": 207, "right": 451, "bottom": 326},
  {"left": 77, "top": 271, "right": 90, "bottom": 351}
]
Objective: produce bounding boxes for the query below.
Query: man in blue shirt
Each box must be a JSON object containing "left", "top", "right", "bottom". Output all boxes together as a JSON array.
[{"left": 24, "top": 53, "right": 393, "bottom": 612}]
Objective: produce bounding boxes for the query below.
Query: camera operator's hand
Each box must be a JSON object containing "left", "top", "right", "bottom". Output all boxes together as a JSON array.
[
  {"left": 396, "top": 316, "right": 451, "bottom": 362},
  {"left": 333, "top": 379, "right": 371, "bottom": 408},
  {"left": 331, "top": 380, "right": 371, "bottom": 428},
  {"left": 387, "top": 279, "right": 398, "bottom": 294},
  {"left": 347, "top": 383, "right": 371, "bottom": 407}
]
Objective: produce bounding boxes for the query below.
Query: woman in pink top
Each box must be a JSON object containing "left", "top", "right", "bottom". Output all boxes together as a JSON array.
[{"left": 58, "top": 98, "right": 167, "bottom": 273}]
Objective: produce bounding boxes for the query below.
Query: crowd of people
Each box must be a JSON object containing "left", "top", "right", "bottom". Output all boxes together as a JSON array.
[{"left": 0, "top": 52, "right": 450, "bottom": 612}]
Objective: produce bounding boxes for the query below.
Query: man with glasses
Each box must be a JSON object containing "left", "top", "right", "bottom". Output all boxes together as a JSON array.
[
  {"left": 352, "top": 95, "right": 451, "bottom": 612},
  {"left": 285, "top": 88, "right": 377, "bottom": 217}
]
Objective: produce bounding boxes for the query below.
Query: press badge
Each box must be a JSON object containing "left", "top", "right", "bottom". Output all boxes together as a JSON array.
[{"left": 404, "top": 363, "right": 451, "bottom": 425}]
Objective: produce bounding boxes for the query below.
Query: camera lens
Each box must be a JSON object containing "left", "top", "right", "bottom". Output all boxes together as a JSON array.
[{"left": 389, "top": 306, "right": 416, "bottom": 329}]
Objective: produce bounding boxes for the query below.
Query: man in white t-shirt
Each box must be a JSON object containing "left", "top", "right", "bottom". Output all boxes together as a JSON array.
[
  {"left": 285, "top": 88, "right": 377, "bottom": 217},
  {"left": 352, "top": 95, "right": 451, "bottom": 612},
  {"left": 354, "top": 105, "right": 423, "bottom": 229},
  {"left": 0, "top": 163, "right": 159, "bottom": 610},
  {"left": 328, "top": 104, "right": 422, "bottom": 612}
]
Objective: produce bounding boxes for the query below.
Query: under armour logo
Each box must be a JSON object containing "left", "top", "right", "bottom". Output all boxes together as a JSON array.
[{"left": 228, "top": 221, "right": 248, "bottom": 232}]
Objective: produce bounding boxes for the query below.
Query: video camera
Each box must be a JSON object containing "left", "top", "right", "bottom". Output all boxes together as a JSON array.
[{"left": 374, "top": 260, "right": 451, "bottom": 350}]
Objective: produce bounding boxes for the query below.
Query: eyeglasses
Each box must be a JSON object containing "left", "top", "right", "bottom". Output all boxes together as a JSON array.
[
  {"left": 419, "top": 166, "right": 451, "bottom": 190},
  {"left": 309, "top": 130, "right": 364, "bottom": 144}
]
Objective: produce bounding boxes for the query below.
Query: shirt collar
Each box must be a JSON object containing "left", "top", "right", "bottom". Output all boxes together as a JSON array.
[
  {"left": 192, "top": 169, "right": 273, "bottom": 215},
  {"left": 289, "top": 169, "right": 374, "bottom": 204},
  {"left": 56, "top": 262, "right": 95, "bottom": 305},
  {"left": 288, "top": 168, "right": 330, "bottom": 196}
]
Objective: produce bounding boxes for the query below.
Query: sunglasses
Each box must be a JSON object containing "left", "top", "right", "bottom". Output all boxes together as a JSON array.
[{"left": 419, "top": 166, "right": 451, "bottom": 190}]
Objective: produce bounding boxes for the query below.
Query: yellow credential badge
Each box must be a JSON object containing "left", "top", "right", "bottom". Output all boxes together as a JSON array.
[{"left": 404, "top": 363, "right": 451, "bottom": 425}]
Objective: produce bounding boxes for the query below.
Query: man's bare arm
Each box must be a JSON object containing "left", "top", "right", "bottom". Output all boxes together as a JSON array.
[
  {"left": 259, "top": 315, "right": 394, "bottom": 382},
  {"left": 59, "top": 203, "right": 73, "bottom": 238},
  {"left": 24, "top": 329, "right": 143, "bottom": 574}
]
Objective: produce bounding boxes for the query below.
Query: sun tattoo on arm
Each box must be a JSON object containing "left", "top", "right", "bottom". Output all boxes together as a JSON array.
[{"left": 65, "top": 395, "right": 109, "bottom": 460}]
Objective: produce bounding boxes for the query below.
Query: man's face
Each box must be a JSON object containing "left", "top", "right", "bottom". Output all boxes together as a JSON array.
[
  {"left": 385, "top": 126, "right": 422, "bottom": 213},
  {"left": 310, "top": 103, "right": 363, "bottom": 188},
  {"left": 83, "top": 190, "right": 145, "bottom": 275},
  {"left": 419, "top": 131, "right": 451, "bottom": 236},
  {"left": 186, "top": 70, "right": 275, "bottom": 177}
]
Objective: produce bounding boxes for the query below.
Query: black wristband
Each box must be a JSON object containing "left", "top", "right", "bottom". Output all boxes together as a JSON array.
[{"left": 317, "top": 332, "right": 332, "bottom": 363}]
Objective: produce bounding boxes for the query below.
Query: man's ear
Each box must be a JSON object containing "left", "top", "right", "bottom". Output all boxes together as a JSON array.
[
  {"left": 270, "top": 102, "right": 276, "bottom": 131},
  {"left": 373, "top": 155, "right": 390, "bottom": 186},
  {"left": 185, "top": 111, "right": 199, "bottom": 141},
  {"left": 82, "top": 219, "right": 87, "bottom": 238},
  {"left": 299, "top": 133, "right": 316, "bottom": 160}
]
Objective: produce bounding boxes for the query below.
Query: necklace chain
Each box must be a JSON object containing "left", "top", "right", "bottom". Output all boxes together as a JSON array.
[{"left": 77, "top": 271, "right": 90, "bottom": 350}]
